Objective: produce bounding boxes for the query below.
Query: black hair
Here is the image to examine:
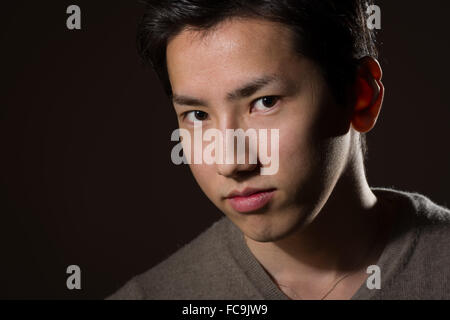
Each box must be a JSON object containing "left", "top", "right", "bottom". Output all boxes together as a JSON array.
[{"left": 137, "top": 0, "right": 379, "bottom": 160}]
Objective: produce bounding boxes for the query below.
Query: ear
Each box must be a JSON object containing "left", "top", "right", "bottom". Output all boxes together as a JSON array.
[{"left": 351, "top": 56, "right": 385, "bottom": 133}]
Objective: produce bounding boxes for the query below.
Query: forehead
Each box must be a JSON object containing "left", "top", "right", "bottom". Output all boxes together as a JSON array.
[{"left": 166, "top": 18, "right": 300, "bottom": 93}]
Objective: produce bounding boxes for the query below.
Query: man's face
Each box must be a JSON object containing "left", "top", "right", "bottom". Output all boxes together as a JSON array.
[{"left": 167, "top": 18, "right": 353, "bottom": 242}]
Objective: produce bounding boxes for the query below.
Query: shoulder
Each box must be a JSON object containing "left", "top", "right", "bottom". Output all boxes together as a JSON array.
[
  {"left": 372, "top": 188, "right": 450, "bottom": 298},
  {"left": 106, "top": 217, "right": 246, "bottom": 300},
  {"left": 374, "top": 187, "right": 450, "bottom": 227},
  {"left": 408, "top": 191, "right": 450, "bottom": 225},
  {"left": 403, "top": 190, "right": 450, "bottom": 265},
  {"left": 376, "top": 187, "right": 450, "bottom": 251}
]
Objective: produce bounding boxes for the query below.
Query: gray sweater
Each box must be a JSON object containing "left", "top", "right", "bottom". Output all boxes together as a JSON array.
[{"left": 106, "top": 188, "right": 450, "bottom": 300}]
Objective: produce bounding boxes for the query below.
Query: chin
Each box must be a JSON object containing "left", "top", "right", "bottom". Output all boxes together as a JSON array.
[{"left": 238, "top": 211, "right": 306, "bottom": 243}]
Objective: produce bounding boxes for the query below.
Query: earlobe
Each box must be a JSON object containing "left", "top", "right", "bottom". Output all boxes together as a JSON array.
[{"left": 351, "top": 57, "right": 384, "bottom": 133}]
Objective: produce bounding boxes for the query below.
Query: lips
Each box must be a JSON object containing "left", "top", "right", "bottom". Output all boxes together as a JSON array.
[{"left": 226, "top": 188, "right": 276, "bottom": 213}]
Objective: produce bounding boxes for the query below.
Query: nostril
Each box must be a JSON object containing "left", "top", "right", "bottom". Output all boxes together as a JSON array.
[{"left": 217, "top": 161, "right": 260, "bottom": 179}]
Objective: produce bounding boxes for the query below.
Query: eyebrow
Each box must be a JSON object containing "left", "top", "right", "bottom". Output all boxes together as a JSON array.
[{"left": 171, "top": 75, "right": 278, "bottom": 107}]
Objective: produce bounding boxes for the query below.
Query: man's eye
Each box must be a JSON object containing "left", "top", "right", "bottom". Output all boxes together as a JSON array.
[
  {"left": 185, "top": 110, "right": 209, "bottom": 122},
  {"left": 252, "top": 96, "right": 280, "bottom": 112}
]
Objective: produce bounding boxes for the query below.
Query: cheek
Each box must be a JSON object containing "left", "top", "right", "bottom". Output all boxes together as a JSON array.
[
  {"left": 275, "top": 106, "right": 350, "bottom": 202},
  {"left": 276, "top": 129, "right": 317, "bottom": 203},
  {"left": 277, "top": 114, "right": 317, "bottom": 176},
  {"left": 189, "top": 164, "right": 218, "bottom": 196}
]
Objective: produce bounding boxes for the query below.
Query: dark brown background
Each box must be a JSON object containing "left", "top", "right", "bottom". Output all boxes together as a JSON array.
[{"left": 1, "top": 1, "right": 449, "bottom": 299}]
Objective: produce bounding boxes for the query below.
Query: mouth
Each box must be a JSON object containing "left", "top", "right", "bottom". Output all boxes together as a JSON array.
[{"left": 226, "top": 188, "right": 276, "bottom": 213}]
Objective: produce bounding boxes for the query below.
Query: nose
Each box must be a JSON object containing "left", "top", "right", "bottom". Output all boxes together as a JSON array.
[
  {"left": 216, "top": 117, "right": 259, "bottom": 178},
  {"left": 217, "top": 161, "right": 259, "bottom": 178}
]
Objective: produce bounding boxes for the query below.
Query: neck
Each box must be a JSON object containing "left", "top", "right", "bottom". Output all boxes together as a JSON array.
[{"left": 244, "top": 150, "right": 385, "bottom": 285}]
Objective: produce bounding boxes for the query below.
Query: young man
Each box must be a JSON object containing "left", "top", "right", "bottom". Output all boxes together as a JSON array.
[{"left": 107, "top": 0, "right": 450, "bottom": 300}]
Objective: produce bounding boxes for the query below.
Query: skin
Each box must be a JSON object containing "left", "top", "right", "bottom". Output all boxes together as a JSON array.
[{"left": 166, "top": 17, "right": 391, "bottom": 299}]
